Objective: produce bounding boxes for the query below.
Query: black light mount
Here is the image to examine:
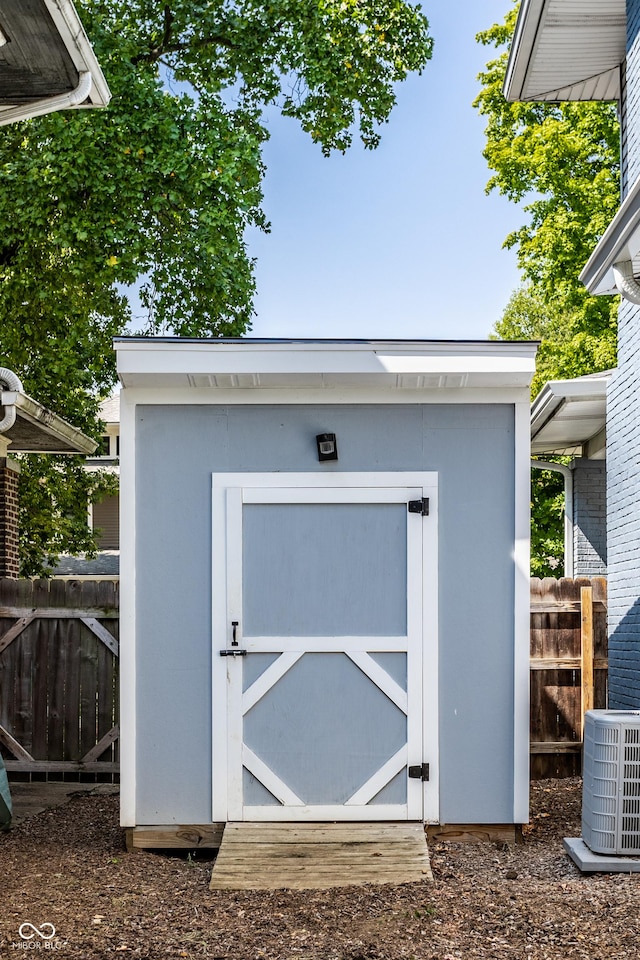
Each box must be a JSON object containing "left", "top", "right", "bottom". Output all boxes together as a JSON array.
[{"left": 316, "top": 433, "right": 338, "bottom": 462}]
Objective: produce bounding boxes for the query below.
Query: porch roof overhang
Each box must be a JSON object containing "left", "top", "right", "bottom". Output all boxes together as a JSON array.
[
  {"left": 530, "top": 370, "right": 610, "bottom": 458},
  {"left": 114, "top": 338, "right": 539, "bottom": 393},
  {"left": 580, "top": 174, "right": 640, "bottom": 296},
  {"left": 1, "top": 390, "right": 97, "bottom": 453},
  {"left": 0, "top": 0, "right": 110, "bottom": 126},
  {"left": 503, "top": 0, "right": 625, "bottom": 103}
]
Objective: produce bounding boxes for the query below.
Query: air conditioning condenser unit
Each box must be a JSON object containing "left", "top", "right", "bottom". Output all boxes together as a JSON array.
[{"left": 582, "top": 710, "right": 640, "bottom": 856}]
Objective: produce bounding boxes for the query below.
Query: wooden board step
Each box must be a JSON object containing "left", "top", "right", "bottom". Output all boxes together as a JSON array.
[{"left": 209, "top": 821, "right": 433, "bottom": 890}]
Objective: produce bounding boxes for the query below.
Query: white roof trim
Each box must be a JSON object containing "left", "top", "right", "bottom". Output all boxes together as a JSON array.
[
  {"left": 504, "top": 0, "right": 625, "bottom": 103},
  {"left": 1, "top": 391, "right": 97, "bottom": 453},
  {"left": 530, "top": 371, "right": 610, "bottom": 455},
  {"left": 115, "top": 339, "right": 538, "bottom": 393},
  {"left": 580, "top": 174, "right": 640, "bottom": 296},
  {"left": 42, "top": 0, "right": 110, "bottom": 107}
]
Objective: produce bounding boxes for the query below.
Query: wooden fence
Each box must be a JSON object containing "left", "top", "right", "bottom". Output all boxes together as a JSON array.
[
  {"left": 530, "top": 576, "right": 607, "bottom": 779},
  {"left": 0, "top": 576, "right": 607, "bottom": 783},
  {"left": 0, "top": 579, "right": 119, "bottom": 781}
]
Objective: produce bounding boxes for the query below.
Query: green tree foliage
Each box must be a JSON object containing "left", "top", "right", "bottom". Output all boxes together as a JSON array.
[
  {"left": 475, "top": 2, "right": 619, "bottom": 575},
  {"left": 0, "top": 0, "right": 433, "bottom": 574},
  {"left": 530, "top": 466, "right": 565, "bottom": 578}
]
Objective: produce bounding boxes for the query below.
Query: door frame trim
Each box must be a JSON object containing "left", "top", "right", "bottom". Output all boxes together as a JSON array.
[{"left": 211, "top": 472, "right": 439, "bottom": 823}]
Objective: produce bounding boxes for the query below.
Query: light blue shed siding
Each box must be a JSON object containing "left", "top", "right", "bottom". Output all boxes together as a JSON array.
[{"left": 134, "top": 403, "right": 516, "bottom": 824}]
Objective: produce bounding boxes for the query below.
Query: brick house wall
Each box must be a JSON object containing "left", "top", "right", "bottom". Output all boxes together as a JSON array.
[
  {"left": 0, "top": 458, "right": 20, "bottom": 578},
  {"left": 572, "top": 459, "right": 607, "bottom": 577},
  {"left": 606, "top": 0, "right": 640, "bottom": 708}
]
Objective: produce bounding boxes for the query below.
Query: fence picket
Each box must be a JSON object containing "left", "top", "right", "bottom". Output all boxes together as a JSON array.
[{"left": 529, "top": 576, "right": 608, "bottom": 780}]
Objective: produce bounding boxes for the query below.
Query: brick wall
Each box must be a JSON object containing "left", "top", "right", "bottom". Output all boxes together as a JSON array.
[
  {"left": 0, "top": 458, "right": 20, "bottom": 578},
  {"left": 606, "top": 0, "right": 640, "bottom": 708},
  {"left": 624, "top": 0, "right": 640, "bottom": 191},
  {"left": 571, "top": 459, "right": 607, "bottom": 576}
]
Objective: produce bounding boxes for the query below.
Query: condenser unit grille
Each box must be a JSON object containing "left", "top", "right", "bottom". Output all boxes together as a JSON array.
[{"left": 582, "top": 711, "right": 640, "bottom": 856}]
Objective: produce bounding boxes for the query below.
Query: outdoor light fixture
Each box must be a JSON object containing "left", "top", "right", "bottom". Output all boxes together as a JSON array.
[{"left": 316, "top": 433, "right": 338, "bottom": 462}]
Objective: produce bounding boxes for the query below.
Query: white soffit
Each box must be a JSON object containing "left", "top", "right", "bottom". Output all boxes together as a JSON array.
[
  {"left": 580, "top": 174, "right": 640, "bottom": 296},
  {"left": 530, "top": 371, "right": 610, "bottom": 456},
  {"left": 504, "top": 0, "right": 625, "bottom": 102},
  {"left": 115, "top": 338, "right": 538, "bottom": 392}
]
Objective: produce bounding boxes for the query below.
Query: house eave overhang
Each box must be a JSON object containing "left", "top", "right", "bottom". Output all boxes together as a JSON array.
[
  {"left": 580, "top": 174, "right": 640, "bottom": 296},
  {"left": 530, "top": 372, "right": 610, "bottom": 456},
  {"left": 504, "top": 0, "right": 625, "bottom": 103},
  {"left": 1, "top": 391, "right": 97, "bottom": 453},
  {"left": 114, "top": 338, "right": 539, "bottom": 393},
  {"left": 0, "top": 0, "right": 110, "bottom": 125}
]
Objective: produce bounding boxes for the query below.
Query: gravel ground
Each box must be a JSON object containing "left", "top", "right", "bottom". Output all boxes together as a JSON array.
[{"left": 1, "top": 778, "right": 639, "bottom": 959}]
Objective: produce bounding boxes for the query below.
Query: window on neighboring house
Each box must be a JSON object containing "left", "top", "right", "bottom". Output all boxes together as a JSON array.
[{"left": 98, "top": 436, "right": 110, "bottom": 457}]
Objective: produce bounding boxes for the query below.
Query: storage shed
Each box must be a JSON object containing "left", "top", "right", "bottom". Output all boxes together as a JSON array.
[{"left": 115, "top": 338, "right": 537, "bottom": 842}]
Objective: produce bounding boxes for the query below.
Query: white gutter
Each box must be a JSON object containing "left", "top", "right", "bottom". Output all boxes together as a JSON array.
[
  {"left": 531, "top": 459, "right": 574, "bottom": 578},
  {"left": 43, "top": 0, "right": 110, "bottom": 107},
  {"left": 0, "top": 70, "right": 93, "bottom": 127}
]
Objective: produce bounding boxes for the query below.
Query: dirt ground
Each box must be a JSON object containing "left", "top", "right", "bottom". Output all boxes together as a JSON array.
[{"left": 1, "top": 778, "right": 639, "bottom": 959}]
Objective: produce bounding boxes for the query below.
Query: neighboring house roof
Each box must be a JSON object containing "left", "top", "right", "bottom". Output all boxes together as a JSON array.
[
  {"left": 503, "top": 0, "right": 625, "bottom": 102},
  {"left": 1, "top": 387, "right": 97, "bottom": 453},
  {"left": 530, "top": 370, "right": 611, "bottom": 458},
  {"left": 99, "top": 391, "right": 120, "bottom": 426},
  {"left": 0, "top": 0, "right": 110, "bottom": 125}
]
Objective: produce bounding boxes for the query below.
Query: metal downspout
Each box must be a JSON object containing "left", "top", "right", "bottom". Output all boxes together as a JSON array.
[{"left": 531, "top": 459, "right": 574, "bottom": 578}]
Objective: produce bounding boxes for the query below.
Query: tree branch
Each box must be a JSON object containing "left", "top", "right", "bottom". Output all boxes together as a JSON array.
[{"left": 132, "top": 30, "right": 234, "bottom": 64}]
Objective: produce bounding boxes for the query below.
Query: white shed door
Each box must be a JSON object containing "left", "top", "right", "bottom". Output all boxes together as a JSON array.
[{"left": 215, "top": 477, "right": 436, "bottom": 822}]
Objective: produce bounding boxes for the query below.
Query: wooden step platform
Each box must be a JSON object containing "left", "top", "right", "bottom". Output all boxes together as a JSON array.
[{"left": 209, "top": 821, "right": 433, "bottom": 890}]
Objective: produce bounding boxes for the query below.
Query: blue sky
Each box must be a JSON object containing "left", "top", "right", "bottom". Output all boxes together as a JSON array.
[{"left": 247, "top": 0, "right": 524, "bottom": 341}]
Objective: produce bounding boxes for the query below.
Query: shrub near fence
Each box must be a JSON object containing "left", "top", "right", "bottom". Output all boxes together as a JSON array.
[
  {"left": 530, "top": 577, "right": 608, "bottom": 780},
  {"left": 0, "top": 578, "right": 119, "bottom": 781}
]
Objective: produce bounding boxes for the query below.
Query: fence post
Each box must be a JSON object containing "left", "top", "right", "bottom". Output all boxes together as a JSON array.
[{"left": 581, "top": 585, "right": 595, "bottom": 739}]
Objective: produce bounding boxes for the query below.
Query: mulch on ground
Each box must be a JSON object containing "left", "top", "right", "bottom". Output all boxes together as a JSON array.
[{"left": 1, "top": 778, "right": 639, "bottom": 958}]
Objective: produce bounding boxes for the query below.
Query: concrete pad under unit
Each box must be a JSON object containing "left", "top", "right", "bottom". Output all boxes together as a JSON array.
[{"left": 564, "top": 837, "right": 640, "bottom": 873}]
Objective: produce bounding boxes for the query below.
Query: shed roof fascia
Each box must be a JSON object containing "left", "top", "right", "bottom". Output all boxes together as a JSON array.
[
  {"left": 115, "top": 339, "right": 538, "bottom": 393},
  {"left": 503, "top": 0, "right": 625, "bottom": 103},
  {"left": 1, "top": 391, "right": 97, "bottom": 453}
]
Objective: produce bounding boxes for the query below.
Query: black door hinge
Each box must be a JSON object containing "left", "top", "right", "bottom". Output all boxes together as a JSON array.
[
  {"left": 408, "top": 763, "right": 430, "bottom": 782},
  {"left": 408, "top": 498, "right": 429, "bottom": 516}
]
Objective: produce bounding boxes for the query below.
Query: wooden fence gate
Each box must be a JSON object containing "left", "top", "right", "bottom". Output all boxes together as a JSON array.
[
  {"left": 530, "top": 576, "right": 607, "bottom": 779},
  {"left": 0, "top": 579, "right": 119, "bottom": 780}
]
